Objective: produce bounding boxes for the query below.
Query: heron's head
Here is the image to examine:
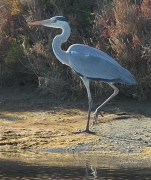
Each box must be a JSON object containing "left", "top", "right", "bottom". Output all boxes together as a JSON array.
[{"left": 28, "top": 16, "right": 69, "bottom": 29}]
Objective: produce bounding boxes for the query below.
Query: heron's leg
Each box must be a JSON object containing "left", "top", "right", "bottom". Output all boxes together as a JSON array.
[
  {"left": 81, "top": 77, "right": 93, "bottom": 133},
  {"left": 93, "top": 83, "right": 119, "bottom": 125}
]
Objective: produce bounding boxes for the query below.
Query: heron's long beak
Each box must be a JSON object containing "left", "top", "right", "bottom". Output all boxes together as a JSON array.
[{"left": 28, "top": 19, "right": 49, "bottom": 26}]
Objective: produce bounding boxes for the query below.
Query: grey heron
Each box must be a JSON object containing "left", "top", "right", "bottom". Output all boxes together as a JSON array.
[{"left": 29, "top": 16, "right": 137, "bottom": 133}]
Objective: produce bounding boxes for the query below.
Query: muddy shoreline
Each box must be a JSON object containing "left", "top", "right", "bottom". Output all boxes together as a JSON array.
[{"left": 0, "top": 87, "right": 151, "bottom": 161}]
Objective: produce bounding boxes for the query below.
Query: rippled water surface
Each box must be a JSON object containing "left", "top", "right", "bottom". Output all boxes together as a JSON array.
[{"left": 0, "top": 151, "right": 151, "bottom": 180}]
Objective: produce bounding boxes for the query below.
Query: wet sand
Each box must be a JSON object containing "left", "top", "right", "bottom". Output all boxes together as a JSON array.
[{"left": 0, "top": 87, "right": 151, "bottom": 162}]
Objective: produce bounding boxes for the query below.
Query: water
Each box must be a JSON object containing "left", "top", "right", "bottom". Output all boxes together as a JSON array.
[{"left": 0, "top": 151, "right": 151, "bottom": 180}]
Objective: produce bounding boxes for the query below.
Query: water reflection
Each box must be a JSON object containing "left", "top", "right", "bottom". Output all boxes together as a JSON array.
[
  {"left": 0, "top": 151, "right": 151, "bottom": 180},
  {"left": 85, "top": 160, "right": 97, "bottom": 179}
]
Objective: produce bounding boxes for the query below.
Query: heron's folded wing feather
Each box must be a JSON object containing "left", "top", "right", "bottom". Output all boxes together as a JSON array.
[
  {"left": 67, "top": 44, "right": 136, "bottom": 85},
  {"left": 68, "top": 52, "right": 124, "bottom": 81}
]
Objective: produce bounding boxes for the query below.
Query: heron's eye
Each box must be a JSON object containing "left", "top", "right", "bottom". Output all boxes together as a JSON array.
[{"left": 53, "top": 19, "right": 57, "bottom": 23}]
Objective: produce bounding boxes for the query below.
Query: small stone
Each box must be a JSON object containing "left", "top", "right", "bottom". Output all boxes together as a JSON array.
[{"left": 137, "top": 137, "right": 142, "bottom": 141}]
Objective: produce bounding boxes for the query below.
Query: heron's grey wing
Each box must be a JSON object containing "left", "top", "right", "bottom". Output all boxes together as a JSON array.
[
  {"left": 69, "top": 53, "right": 121, "bottom": 81},
  {"left": 67, "top": 45, "right": 136, "bottom": 85}
]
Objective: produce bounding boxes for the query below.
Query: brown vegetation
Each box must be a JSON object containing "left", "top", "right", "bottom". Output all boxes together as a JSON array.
[
  {"left": 92, "top": 0, "right": 151, "bottom": 100},
  {"left": 0, "top": 0, "right": 151, "bottom": 100}
]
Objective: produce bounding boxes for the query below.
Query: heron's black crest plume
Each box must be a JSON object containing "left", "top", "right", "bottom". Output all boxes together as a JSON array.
[{"left": 56, "top": 16, "right": 68, "bottom": 22}]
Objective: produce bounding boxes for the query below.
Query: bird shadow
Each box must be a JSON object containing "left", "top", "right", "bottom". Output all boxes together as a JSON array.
[
  {"left": 72, "top": 130, "right": 97, "bottom": 135},
  {"left": 93, "top": 97, "right": 151, "bottom": 119}
]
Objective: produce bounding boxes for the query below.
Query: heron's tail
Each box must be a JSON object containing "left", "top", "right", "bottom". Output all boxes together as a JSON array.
[{"left": 121, "top": 69, "right": 137, "bottom": 85}]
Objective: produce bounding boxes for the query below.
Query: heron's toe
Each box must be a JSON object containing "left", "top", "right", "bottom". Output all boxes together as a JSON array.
[{"left": 93, "top": 113, "right": 98, "bottom": 125}]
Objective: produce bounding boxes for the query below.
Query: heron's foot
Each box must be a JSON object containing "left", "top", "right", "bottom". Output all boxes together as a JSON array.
[
  {"left": 93, "top": 111, "right": 104, "bottom": 125},
  {"left": 93, "top": 113, "right": 98, "bottom": 126},
  {"left": 73, "top": 129, "right": 95, "bottom": 134},
  {"left": 100, "top": 112, "right": 104, "bottom": 117}
]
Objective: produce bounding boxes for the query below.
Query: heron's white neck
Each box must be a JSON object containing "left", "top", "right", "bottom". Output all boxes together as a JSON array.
[{"left": 52, "top": 24, "right": 71, "bottom": 66}]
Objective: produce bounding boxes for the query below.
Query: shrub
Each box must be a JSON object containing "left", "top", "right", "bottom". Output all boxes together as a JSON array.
[
  {"left": 1, "top": 0, "right": 151, "bottom": 100},
  {"left": 4, "top": 38, "right": 23, "bottom": 64},
  {"left": 25, "top": 0, "right": 96, "bottom": 97},
  {"left": 92, "top": 0, "right": 151, "bottom": 100}
]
